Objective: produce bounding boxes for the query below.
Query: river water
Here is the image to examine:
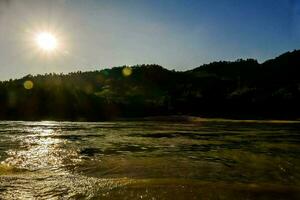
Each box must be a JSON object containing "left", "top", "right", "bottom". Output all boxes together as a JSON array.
[{"left": 0, "top": 120, "right": 300, "bottom": 199}]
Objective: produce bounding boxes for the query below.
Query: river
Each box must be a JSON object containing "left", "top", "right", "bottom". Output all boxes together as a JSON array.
[{"left": 0, "top": 120, "right": 300, "bottom": 199}]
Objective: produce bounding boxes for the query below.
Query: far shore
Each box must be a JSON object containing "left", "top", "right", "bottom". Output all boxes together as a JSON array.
[{"left": 1, "top": 115, "right": 300, "bottom": 123}]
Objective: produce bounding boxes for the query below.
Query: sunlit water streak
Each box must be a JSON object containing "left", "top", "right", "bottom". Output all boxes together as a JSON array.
[{"left": 0, "top": 120, "right": 300, "bottom": 199}]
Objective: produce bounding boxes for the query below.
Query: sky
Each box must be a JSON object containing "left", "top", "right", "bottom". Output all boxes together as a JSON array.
[{"left": 0, "top": 0, "right": 299, "bottom": 80}]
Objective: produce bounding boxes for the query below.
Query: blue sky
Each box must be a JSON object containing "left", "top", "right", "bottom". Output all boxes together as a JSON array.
[{"left": 0, "top": 0, "right": 299, "bottom": 80}]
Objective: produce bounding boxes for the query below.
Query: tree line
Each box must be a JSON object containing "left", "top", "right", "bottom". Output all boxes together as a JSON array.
[{"left": 0, "top": 50, "right": 299, "bottom": 120}]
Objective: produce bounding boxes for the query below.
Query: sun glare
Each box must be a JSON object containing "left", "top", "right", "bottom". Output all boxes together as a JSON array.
[{"left": 35, "top": 32, "right": 58, "bottom": 52}]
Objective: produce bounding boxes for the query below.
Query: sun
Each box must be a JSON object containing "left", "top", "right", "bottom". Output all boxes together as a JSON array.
[{"left": 35, "top": 32, "right": 58, "bottom": 52}]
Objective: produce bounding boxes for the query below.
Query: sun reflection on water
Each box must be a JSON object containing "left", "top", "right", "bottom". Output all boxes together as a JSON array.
[{"left": 2, "top": 124, "right": 80, "bottom": 172}]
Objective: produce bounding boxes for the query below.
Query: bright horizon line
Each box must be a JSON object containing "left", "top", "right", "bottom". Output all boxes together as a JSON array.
[{"left": 1, "top": 48, "right": 297, "bottom": 82}]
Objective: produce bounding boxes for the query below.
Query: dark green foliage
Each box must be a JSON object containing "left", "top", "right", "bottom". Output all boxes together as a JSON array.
[{"left": 0, "top": 50, "right": 300, "bottom": 120}]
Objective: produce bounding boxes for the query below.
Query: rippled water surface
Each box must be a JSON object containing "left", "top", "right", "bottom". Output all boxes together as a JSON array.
[{"left": 0, "top": 120, "right": 300, "bottom": 199}]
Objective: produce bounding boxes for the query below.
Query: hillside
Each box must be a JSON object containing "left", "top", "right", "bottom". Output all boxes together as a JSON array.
[{"left": 0, "top": 50, "right": 300, "bottom": 120}]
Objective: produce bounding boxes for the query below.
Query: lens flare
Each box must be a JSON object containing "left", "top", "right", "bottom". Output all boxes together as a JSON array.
[
  {"left": 122, "top": 66, "right": 132, "bottom": 77},
  {"left": 24, "top": 80, "right": 34, "bottom": 90}
]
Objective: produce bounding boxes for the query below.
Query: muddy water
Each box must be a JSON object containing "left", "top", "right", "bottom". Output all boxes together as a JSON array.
[{"left": 0, "top": 120, "right": 300, "bottom": 199}]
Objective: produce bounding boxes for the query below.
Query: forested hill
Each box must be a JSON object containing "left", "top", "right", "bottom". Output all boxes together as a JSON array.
[{"left": 0, "top": 50, "right": 300, "bottom": 120}]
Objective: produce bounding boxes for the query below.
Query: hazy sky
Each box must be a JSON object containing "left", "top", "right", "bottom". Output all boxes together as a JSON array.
[{"left": 0, "top": 0, "right": 299, "bottom": 80}]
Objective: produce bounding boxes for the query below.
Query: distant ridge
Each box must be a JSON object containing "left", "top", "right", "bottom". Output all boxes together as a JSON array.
[{"left": 0, "top": 50, "right": 299, "bottom": 121}]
